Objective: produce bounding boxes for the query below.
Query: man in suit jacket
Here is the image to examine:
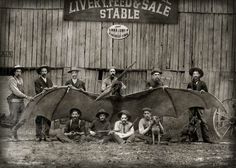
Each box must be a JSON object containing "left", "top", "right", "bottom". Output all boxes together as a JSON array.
[
  {"left": 186, "top": 67, "right": 212, "bottom": 143},
  {"left": 34, "top": 65, "right": 53, "bottom": 141},
  {"left": 65, "top": 67, "right": 86, "bottom": 91}
]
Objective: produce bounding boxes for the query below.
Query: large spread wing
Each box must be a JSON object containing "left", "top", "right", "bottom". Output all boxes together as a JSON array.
[
  {"left": 109, "top": 87, "right": 225, "bottom": 122},
  {"left": 20, "top": 86, "right": 113, "bottom": 122}
]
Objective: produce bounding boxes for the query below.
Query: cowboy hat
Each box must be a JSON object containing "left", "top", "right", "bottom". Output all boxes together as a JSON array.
[
  {"left": 68, "top": 67, "right": 80, "bottom": 73},
  {"left": 151, "top": 68, "right": 162, "bottom": 75},
  {"left": 142, "top": 107, "right": 152, "bottom": 113},
  {"left": 96, "top": 109, "right": 109, "bottom": 118},
  {"left": 10, "top": 65, "right": 24, "bottom": 76},
  {"left": 69, "top": 108, "right": 82, "bottom": 116},
  {"left": 117, "top": 110, "right": 131, "bottom": 120},
  {"left": 189, "top": 67, "right": 204, "bottom": 78},
  {"left": 36, "top": 65, "right": 50, "bottom": 74}
]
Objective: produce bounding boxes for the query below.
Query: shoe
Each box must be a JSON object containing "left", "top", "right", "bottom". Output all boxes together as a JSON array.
[
  {"left": 35, "top": 137, "right": 42, "bottom": 142},
  {"left": 43, "top": 137, "right": 52, "bottom": 142}
]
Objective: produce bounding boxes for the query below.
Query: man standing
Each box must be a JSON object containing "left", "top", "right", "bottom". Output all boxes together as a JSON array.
[
  {"left": 65, "top": 67, "right": 86, "bottom": 91},
  {"left": 110, "top": 110, "right": 135, "bottom": 144},
  {"left": 88, "top": 109, "right": 112, "bottom": 143},
  {"left": 8, "top": 65, "right": 32, "bottom": 139},
  {"left": 34, "top": 65, "right": 53, "bottom": 141},
  {"left": 101, "top": 66, "right": 126, "bottom": 96},
  {"left": 187, "top": 67, "right": 212, "bottom": 143},
  {"left": 146, "top": 68, "right": 164, "bottom": 89}
]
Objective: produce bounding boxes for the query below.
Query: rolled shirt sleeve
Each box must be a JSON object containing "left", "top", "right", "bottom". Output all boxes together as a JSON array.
[{"left": 9, "top": 78, "right": 27, "bottom": 98}]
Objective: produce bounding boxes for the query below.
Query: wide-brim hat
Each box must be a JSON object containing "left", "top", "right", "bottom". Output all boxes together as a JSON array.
[
  {"left": 117, "top": 110, "right": 131, "bottom": 120},
  {"left": 37, "top": 65, "right": 50, "bottom": 74},
  {"left": 69, "top": 108, "right": 82, "bottom": 116},
  {"left": 142, "top": 107, "right": 152, "bottom": 113},
  {"left": 68, "top": 67, "right": 80, "bottom": 73},
  {"left": 189, "top": 67, "right": 204, "bottom": 78},
  {"left": 96, "top": 109, "right": 109, "bottom": 118},
  {"left": 10, "top": 65, "right": 24, "bottom": 76},
  {"left": 151, "top": 68, "right": 162, "bottom": 75}
]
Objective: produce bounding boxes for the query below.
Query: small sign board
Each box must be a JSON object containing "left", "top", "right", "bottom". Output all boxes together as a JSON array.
[
  {"left": 107, "top": 25, "right": 129, "bottom": 40},
  {"left": 64, "top": 0, "right": 178, "bottom": 24}
]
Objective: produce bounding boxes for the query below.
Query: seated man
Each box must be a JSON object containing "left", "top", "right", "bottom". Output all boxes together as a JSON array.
[
  {"left": 88, "top": 109, "right": 112, "bottom": 143},
  {"left": 136, "top": 107, "right": 164, "bottom": 144},
  {"left": 110, "top": 110, "right": 135, "bottom": 144},
  {"left": 57, "top": 108, "right": 87, "bottom": 143}
]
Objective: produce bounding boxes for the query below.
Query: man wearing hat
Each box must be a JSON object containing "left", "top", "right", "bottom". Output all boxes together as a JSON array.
[
  {"left": 7, "top": 65, "right": 33, "bottom": 139},
  {"left": 146, "top": 68, "right": 164, "bottom": 89},
  {"left": 186, "top": 67, "right": 212, "bottom": 143},
  {"left": 65, "top": 67, "right": 86, "bottom": 91},
  {"left": 34, "top": 65, "right": 53, "bottom": 141},
  {"left": 87, "top": 108, "right": 112, "bottom": 143},
  {"left": 101, "top": 66, "right": 126, "bottom": 95},
  {"left": 136, "top": 107, "right": 164, "bottom": 144},
  {"left": 110, "top": 110, "right": 135, "bottom": 144}
]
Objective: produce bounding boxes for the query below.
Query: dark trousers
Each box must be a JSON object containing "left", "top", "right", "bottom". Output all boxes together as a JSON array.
[
  {"left": 35, "top": 116, "right": 51, "bottom": 138},
  {"left": 189, "top": 108, "right": 210, "bottom": 142},
  {"left": 111, "top": 133, "right": 135, "bottom": 144},
  {"left": 86, "top": 135, "right": 112, "bottom": 143}
]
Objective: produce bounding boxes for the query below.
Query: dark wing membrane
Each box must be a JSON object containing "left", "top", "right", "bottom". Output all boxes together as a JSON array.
[
  {"left": 115, "top": 88, "right": 225, "bottom": 122},
  {"left": 20, "top": 87, "right": 113, "bottom": 122}
]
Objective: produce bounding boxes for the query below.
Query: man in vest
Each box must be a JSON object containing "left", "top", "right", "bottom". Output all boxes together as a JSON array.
[
  {"left": 65, "top": 67, "right": 86, "bottom": 91},
  {"left": 7, "top": 65, "right": 33, "bottom": 140},
  {"left": 34, "top": 65, "right": 53, "bottom": 141}
]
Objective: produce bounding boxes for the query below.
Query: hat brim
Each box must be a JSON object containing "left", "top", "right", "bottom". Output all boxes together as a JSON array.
[
  {"left": 189, "top": 67, "right": 204, "bottom": 77},
  {"left": 10, "top": 67, "right": 25, "bottom": 76},
  {"left": 37, "top": 66, "right": 51, "bottom": 74},
  {"left": 96, "top": 112, "right": 109, "bottom": 118}
]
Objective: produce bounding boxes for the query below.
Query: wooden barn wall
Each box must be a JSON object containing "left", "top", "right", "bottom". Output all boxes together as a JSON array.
[{"left": 0, "top": 0, "right": 235, "bottom": 102}]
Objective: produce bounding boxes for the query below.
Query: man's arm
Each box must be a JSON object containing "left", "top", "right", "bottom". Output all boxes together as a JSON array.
[
  {"left": 101, "top": 79, "right": 107, "bottom": 92},
  {"left": 139, "top": 119, "right": 151, "bottom": 135},
  {"left": 9, "top": 78, "right": 28, "bottom": 98},
  {"left": 34, "top": 80, "right": 42, "bottom": 94},
  {"left": 122, "top": 126, "right": 134, "bottom": 138}
]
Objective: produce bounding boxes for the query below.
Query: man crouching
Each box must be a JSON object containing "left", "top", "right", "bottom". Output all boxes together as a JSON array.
[
  {"left": 87, "top": 109, "right": 112, "bottom": 144},
  {"left": 110, "top": 110, "right": 135, "bottom": 144},
  {"left": 136, "top": 107, "right": 164, "bottom": 145}
]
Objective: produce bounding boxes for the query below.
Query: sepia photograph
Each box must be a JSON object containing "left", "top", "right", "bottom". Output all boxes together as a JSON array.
[{"left": 0, "top": 0, "right": 235, "bottom": 167}]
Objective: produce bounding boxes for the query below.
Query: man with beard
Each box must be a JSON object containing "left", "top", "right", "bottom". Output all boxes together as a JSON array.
[
  {"left": 7, "top": 65, "right": 33, "bottom": 140},
  {"left": 63, "top": 108, "right": 87, "bottom": 142},
  {"left": 87, "top": 109, "right": 112, "bottom": 143},
  {"left": 110, "top": 110, "right": 135, "bottom": 144},
  {"left": 186, "top": 67, "right": 212, "bottom": 143},
  {"left": 34, "top": 65, "right": 53, "bottom": 141},
  {"left": 146, "top": 68, "right": 164, "bottom": 89},
  {"left": 65, "top": 67, "right": 86, "bottom": 91},
  {"left": 101, "top": 66, "right": 126, "bottom": 96}
]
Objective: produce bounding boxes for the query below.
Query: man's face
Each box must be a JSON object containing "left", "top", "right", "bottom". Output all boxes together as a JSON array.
[
  {"left": 152, "top": 72, "right": 161, "bottom": 81},
  {"left": 109, "top": 68, "right": 116, "bottom": 77},
  {"left": 71, "top": 111, "right": 80, "bottom": 119},
  {"left": 14, "top": 69, "right": 22, "bottom": 78},
  {"left": 99, "top": 113, "right": 106, "bottom": 121},
  {"left": 121, "top": 114, "right": 128, "bottom": 124},
  {"left": 143, "top": 111, "right": 151, "bottom": 120},
  {"left": 71, "top": 71, "right": 78, "bottom": 79},
  {"left": 192, "top": 71, "right": 200, "bottom": 82},
  {"left": 41, "top": 68, "right": 48, "bottom": 78}
]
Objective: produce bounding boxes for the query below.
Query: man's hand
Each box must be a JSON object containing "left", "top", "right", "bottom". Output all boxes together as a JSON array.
[
  {"left": 64, "top": 132, "right": 72, "bottom": 136},
  {"left": 26, "top": 96, "right": 34, "bottom": 101},
  {"left": 200, "top": 90, "right": 205, "bottom": 94},
  {"left": 89, "top": 131, "right": 96, "bottom": 136}
]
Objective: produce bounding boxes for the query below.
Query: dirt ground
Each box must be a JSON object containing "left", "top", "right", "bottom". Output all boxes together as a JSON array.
[{"left": 0, "top": 128, "right": 235, "bottom": 168}]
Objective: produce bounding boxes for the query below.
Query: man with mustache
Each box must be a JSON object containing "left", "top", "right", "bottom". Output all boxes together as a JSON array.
[
  {"left": 7, "top": 65, "right": 33, "bottom": 140},
  {"left": 146, "top": 68, "right": 164, "bottom": 89},
  {"left": 34, "top": 65, "right": 53, "bottom": 141},
  {"left": 65, "top": 67, "right": 86, "bottom": 91},
  {"left": 186, "top": 67, "right": 212, "bottom": 143},
  {"left": 101, "top": 66, "right": 126, "bottom": 96}
]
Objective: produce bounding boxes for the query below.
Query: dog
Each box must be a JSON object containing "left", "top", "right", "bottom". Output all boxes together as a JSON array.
[{"left": 151, "top": 116, "right": 164, "bottom": 145}]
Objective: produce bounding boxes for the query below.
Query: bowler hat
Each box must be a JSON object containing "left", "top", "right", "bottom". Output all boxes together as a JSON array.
[
  {"left": 10, "top": 65, "right": 24, "bottom": 76},
  {"left": 68, "top": 67, "right": 80, "bottom": 73},
  {"left": 151, "top": 68, "right": 162, "bottom": 75},
  {"left": 96, "top": 109, "right": 109, "bottom": 118},
  {"left": 118, "top": 110, "right": 131, "bottom": 120},
  {"left": 37, "top": 65, "right": 50, "bottom": 74},
  {"left": 189, "top": 67, "right": 204, "bottom": 78},
  {"left": 69, "top": 108, "right": 82, "bottom": 116}
]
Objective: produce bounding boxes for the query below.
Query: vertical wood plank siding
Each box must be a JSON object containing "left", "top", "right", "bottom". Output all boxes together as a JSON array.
[{"left": 0, "top": 0, "right": 235, "bottom": 101}]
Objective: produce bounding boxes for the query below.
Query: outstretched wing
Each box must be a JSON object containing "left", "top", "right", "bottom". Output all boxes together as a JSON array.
[
  {"left": 20, "top": 86, "right": 113, "bottom": 122},
  {"left": 109, "top": 87, "right": 225, "bottom": 122}
]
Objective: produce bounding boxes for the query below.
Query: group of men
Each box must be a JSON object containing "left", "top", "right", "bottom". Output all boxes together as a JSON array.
[{"left": 6, "top": 64, "right": 213, "bottom": 144}]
